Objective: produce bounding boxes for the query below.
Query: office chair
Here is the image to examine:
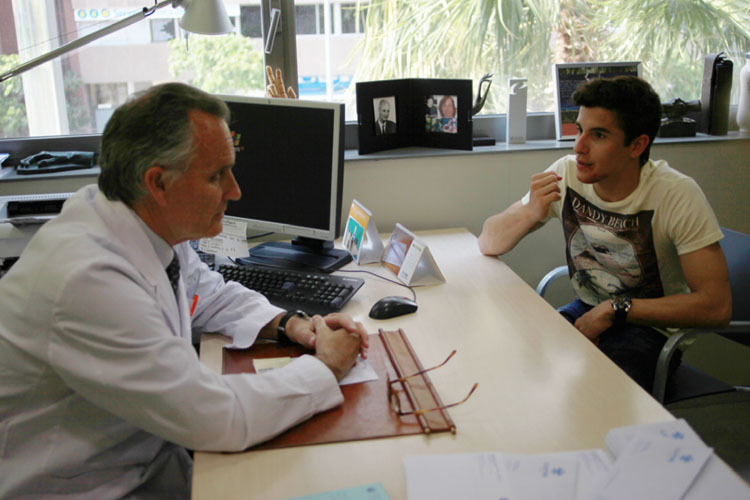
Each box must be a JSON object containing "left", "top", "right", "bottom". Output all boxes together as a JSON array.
[
  {"left": 653, "top": 227, "right": 750, "bottom": 403},
  {"left": 535, "top": 228, "right": 750, "bottom": 405}
]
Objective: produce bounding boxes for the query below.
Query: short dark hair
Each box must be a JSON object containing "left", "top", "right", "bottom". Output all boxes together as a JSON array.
[
  {"left": 98, "top": 82, "right": 230, "bottom": 206},
  {"left": 572, "top": 76, "right": 662, "bottom": 166}
]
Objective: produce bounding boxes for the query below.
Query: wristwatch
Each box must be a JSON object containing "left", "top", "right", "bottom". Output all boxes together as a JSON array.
[
  {"left": 611, "top": 296, "right": 632, "bottom": 326},
  {"left": 277, "top": 309, "right": 310, "bottom": 345}
]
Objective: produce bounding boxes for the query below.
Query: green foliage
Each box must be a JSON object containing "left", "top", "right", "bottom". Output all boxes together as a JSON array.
[
  {"left": 168, "top": 34, "right": 265, "bottom": 95},
  {"left": 0, "top": 54, "right": 29, "bottom": 138},
  {"left": 350, "top": 0, "right": 750, "bottom": 113},
  {"left": 585, "top": 0, "right": 750, "bottom": 101}
]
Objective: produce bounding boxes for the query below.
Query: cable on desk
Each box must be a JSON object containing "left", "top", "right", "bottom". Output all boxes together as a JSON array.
[{"left": 335, "top": 268, "right": 418, "bottom": 303}]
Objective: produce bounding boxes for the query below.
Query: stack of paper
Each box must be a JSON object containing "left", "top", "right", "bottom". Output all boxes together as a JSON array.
[
  {"left": 404, "top": 419, "right": 749, "bottom": 499},
  {"left": 603, "top": 419, "right": 750, "bottom": 500}
]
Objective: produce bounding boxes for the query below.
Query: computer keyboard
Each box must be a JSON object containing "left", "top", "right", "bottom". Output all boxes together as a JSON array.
[{"left": 217, "top": 263, "right": 364, "bottom": 316}]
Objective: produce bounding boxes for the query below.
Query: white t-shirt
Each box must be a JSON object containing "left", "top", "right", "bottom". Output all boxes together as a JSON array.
[{"left": 524, "top": 155, "right": 723, "bottom": 308}]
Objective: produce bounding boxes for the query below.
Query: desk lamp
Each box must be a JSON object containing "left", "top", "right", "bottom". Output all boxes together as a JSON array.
[{"left": 0, "top": 0, "right": 233, "bottom": 84}]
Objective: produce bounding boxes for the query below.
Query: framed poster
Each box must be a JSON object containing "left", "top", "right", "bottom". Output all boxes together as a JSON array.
[{"left": 553, "top": 62, "right": 641, "bottom": 140}]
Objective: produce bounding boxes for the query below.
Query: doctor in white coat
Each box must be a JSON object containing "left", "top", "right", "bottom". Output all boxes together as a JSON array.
[{"left": 0, "top": 83, "right": 365, "bottom": 499}]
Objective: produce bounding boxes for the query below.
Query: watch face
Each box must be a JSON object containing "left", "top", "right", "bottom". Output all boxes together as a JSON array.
[{"left": 614, "top": 296, "right": 631, "bottom": 312}]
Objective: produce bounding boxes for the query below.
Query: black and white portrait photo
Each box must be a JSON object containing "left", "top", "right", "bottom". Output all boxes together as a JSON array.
[{"left": 373, "top": 97, "right": 397, "bottom": 135}]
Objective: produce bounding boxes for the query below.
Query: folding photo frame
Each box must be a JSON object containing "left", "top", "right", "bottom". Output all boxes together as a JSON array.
[
  {"left": 553, "top": 62, "right": 641, "bottom": 140},
  {"left": 381, "top": 223, "right": 445, "bottom": 286},
  {"left": 356, "top": 79, "right": 473, "bottom": 154},
  {"left": 342, "top": 199, "right": 384, "bottom": 264}
]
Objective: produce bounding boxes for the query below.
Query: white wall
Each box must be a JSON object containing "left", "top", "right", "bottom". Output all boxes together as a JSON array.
[
  {"left": 343, "top": 138, "right": 750, "bottom": 290},
  {"left": 3, "top": 136, "right": 749, "bottom": 381},
  {"left": 3, "top": 137, "right": 748, "bottom": 290}
]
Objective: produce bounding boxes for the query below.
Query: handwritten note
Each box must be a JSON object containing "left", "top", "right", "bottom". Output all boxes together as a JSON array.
[{"left": 198, "top": 217, "right": 249, "bottom": 258}]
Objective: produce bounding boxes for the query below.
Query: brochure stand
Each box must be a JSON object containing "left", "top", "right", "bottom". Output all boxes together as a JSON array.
[
  {"left": 342, "top": 199, "right": 384, "bottom": 264},
  {"left": 381, "top": 223, "right": 445, "bottom": 286}
]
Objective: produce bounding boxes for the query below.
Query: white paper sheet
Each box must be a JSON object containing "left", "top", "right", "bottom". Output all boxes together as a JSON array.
[{"left": 199, "top": 217, "right": 249, "bottom": 258}]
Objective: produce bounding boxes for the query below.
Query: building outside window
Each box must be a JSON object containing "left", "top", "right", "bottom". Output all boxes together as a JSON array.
[
  {"left": 295, "top": 4, "right": 324, "bottom": 35},
  {"left": 240, "top": 5, "right": 263, "bottom": 38},
  {"left": 150, "top": 18, "right": 176, "bottom": 43},
  {"left": 339, "top": 3, "right": 366, "bottom": 34}
]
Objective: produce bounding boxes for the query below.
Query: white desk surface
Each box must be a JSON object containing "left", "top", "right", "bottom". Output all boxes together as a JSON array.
[{"left": 193, "top": 228, "right": 673, "bottom": 499}]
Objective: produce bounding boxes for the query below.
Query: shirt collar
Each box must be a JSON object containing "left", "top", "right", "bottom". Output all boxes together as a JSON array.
[{"left": 133, "top": 212, "right": 175, "bottom": 268}]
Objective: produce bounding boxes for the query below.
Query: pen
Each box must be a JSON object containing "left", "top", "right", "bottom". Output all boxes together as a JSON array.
[
  {"left": 190, "top": 272, "right": 200, "bottom": 318},
  {"left": 190, "top": 294, "right": 199, "bottom": 318}
]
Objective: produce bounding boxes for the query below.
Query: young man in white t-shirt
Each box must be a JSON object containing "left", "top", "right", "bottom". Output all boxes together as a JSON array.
[{"left": 478, "top": 76, "right": 731, "bottom": 391}]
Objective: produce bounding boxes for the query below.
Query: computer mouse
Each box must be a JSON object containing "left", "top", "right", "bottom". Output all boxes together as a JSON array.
[{"left": 368, "top": 296, "right": 418, "bottom": 319}]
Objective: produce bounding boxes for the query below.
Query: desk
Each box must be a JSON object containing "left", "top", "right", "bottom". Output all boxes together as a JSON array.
[{"left": 193, "top": 228, "right": 672, "bottom": 499}]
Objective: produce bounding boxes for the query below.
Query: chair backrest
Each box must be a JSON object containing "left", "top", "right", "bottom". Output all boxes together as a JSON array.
[{"left": 720, "top": 228, "right": 749, "bottom": 322}]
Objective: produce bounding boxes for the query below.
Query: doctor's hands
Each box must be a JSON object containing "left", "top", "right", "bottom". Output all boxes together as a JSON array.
[
  {"left": 323, "top": 313, "right": 369, "bottom": 358},
  {"left": 284, "top": 312, "right": 368, "bottom": 359},
  {"left": 312, "top": 316, "right": 362, "bottom": 381}
]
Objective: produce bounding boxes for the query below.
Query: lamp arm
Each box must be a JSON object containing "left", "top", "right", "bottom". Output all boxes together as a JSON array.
[{"left": 0, "top": 0, "right": 182, "bottom": 83}]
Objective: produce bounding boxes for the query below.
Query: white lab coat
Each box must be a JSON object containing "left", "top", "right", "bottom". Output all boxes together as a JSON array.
[{"left": 0, "top": 185, "right": 343, "bottom": 499}]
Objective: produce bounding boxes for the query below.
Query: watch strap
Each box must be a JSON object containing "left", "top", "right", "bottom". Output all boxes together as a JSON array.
[
  {"left": 611, "top": 296, "right": 631, "bottom": 326},
  {"left": 277, "top": 309, "right": 309, "bottom": 345}
]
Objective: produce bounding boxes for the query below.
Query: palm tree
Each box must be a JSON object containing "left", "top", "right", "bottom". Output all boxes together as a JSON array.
[{"left": 349, "top": 0, "right": 750, "bottom": 113}]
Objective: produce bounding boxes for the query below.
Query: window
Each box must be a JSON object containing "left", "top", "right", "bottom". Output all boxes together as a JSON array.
[
  {"left": 340, "top": 3, "right": 366, "bottom": 34},
  {"left": 350, "top": 1, "right": 749, "bottom": 116},
  {"left": 240, "top": 6, "right": 263, "bottom": 38},
  {"left": 295, "top": 5, "right": 324, "bottom": 35},
  {"left": 89, "top": 82, "right": 129, "bottom": 132},
  {"left": 1, "top": 0, "right": 747, "bottom": 141},
  {"left": 150, "top": 19, "right": 176, "bottom": 43}
]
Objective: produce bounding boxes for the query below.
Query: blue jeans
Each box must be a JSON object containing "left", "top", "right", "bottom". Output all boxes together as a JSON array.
[{"left": 558, "top": 299, "right": 682, "bottom": 392}]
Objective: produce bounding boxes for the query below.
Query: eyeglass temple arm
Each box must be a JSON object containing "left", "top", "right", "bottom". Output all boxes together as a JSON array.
[
  {"left": 393, "top": 349, "right": 457, "bottom": 384},
  {"left": 412, "top": 382, "right": 479, "bottom": 417}
]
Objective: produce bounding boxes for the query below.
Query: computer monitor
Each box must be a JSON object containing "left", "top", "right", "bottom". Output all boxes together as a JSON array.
[{"left": 218, "top": 94, "right": 350, "bottom": 272}]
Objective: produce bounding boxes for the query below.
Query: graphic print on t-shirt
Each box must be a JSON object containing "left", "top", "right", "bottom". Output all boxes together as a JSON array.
[{"left": 562, "top": 188, "right": 664, "bottom": 305}]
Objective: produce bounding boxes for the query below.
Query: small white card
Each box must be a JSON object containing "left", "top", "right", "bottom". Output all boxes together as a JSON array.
[
  {"left": 503, "top": 453, "right": 578, "bottom": 500},
  {"left": 198, "top": 218, "right": 250, "bottom": 258},
  {"left": 253, "top": 357, "right": 292, "bottom": 373},
  {"left": 338, "top": 356, "right": 378, "bottom": 386},
  {"left": 397, "top": 239, "right": 425, "bottom": 283},
  {"left": 404, "top": 452, "right": 511, "bottom": 500},
  {"left": 593, "top": 419, "right": 713, "bottom": 500},
  {"left": 253, "top": 355, "right": 377, "bottom": 387},
  {"left": 605, "top": 418, "right": 701, "bottom": 458}
]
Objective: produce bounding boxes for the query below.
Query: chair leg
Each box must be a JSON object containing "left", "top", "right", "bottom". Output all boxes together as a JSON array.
[{"left": 653, "top": 331, "right": 694, "bottom": 403}]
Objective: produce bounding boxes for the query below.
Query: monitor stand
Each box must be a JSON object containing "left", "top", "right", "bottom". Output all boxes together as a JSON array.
[{"left": 237, "top": 237, "right": 352, "bottom": 273}]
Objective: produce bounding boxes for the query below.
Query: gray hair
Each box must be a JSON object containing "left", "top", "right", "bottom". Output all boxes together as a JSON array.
[{"left": 98, "top": 82, "right": 230, "bottom": 206}]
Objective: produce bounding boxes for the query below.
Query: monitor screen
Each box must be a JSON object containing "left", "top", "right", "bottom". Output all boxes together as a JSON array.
[{"left": 219, "top": 95, "right": 349, "bottom": 272}]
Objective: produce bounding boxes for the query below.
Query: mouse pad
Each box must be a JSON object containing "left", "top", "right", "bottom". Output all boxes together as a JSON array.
[{"left": 222, "top": 329, "right": 456, "bottom": 451}]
